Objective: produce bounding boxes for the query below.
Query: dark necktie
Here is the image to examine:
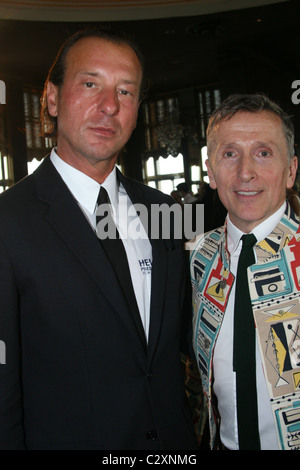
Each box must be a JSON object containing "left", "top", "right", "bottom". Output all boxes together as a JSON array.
[
  {"left": 233, "top": 233, "right": 261, "bottom": 450},
  {"left": 96, "top": 187, "right": 146, "bottom": 349},
  {"left": 96, "top": 186, "right": 119, "bottom": 241}
]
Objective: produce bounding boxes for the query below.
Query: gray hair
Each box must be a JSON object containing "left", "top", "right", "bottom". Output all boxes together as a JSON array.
[{"left": 206, "top": 93, "right": 295, "bottom": 160}]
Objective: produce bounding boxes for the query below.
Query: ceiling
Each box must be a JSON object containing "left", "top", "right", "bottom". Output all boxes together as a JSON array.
[
  {"left": 0, "top": 0, "right": 297, "bottom": 97},
  {"left": 0, "top": 0, "right": 289, "bottom": 21}
]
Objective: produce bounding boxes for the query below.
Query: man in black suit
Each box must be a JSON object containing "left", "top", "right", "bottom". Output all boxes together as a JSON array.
[{"left": 0, "top": 28, "right": 197, "bottom": 450}]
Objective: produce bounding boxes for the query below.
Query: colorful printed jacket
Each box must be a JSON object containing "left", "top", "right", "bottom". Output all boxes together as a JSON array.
[{"left": 190, "top": 203, "right": 300, "bottom": 450}]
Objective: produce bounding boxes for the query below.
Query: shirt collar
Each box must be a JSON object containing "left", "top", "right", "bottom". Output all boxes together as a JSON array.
[
  {"left": 50, "top": 148, "right": 118, "bottom": 214},
  {"left": 100, "top": 167, "right": 119, "bottom": 211},
  {"left": 226, "top": 202, "right": 286, "bottom": 255}
]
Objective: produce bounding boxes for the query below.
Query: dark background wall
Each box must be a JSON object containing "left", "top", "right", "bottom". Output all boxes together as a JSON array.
[{"left": 0, "top": 0, "right": 299, "bottom": 186}]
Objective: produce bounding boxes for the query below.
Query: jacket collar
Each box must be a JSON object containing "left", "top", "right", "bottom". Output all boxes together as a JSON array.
[{"left": 219, "top": 202, "right": 300, "bottom": 267}]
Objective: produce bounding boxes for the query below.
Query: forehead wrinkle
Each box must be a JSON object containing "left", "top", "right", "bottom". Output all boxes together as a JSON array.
[
  {"left": 79, "top": 71, "right": 99, "bottom": 76},
  {"left": 220, "top": 139, "right": 279, "bottom": 148}
]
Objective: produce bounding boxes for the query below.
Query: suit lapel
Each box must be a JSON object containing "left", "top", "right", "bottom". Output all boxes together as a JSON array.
[
  {"left": 147, "top": 239, "right": 168, "bottom": 359},
  {"left": 119, "top": 172, "right": 169, "bottom": 359}
]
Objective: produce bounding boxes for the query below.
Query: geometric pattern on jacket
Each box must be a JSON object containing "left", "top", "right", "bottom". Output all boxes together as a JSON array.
[{"left": 190, "top": 202, "right": 300, "bottom": 450}]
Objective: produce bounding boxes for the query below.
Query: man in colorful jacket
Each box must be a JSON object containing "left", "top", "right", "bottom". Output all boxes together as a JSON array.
[{"left": 190, "top": 93, "right": 300, "bottom": 450}]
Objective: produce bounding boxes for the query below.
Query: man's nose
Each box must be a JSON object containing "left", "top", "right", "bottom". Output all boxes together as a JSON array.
[
  {"left": 98, "top": 88, "right": 119, "bottom": 116},
  {"left": 237, "top": 155, "right": 257, "bottom": 182}
]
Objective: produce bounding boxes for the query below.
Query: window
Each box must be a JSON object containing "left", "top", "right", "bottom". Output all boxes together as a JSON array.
[
  {"left": 191, "top": 164, "right": 201, "bottom": 195},
  {"left": 23, "top": 87, "right": 54, "bottom": 172},
  {"left": 142, "top": 88, "right": 221, "bottom": 196},
  {"left": 190, "top": 88, "right": 221, "bottom": 190},
  {"left": 144, "top": 153, "right": 185, "bottom": 195},
  {"left": 143, "top": 96, "right": 184, "bottom": 157},
  {"left": 0, "top": 103, "right": 13, "bottom": 192},
  {"left": 0, "top": 152, "right": 13, "bottom": 193},
  {"left": 142, "top": 95, "right": 186, "bottom": 195},
  {"left": 198, "top": 89, "right": 221, "bottom": 142}
]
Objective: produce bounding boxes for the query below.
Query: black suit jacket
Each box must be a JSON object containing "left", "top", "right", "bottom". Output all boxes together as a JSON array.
[{"left": 0, "top": 156, "right": 196, "bottom": 450}]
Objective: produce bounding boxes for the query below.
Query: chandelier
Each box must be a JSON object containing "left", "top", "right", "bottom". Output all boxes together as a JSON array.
[{"left": 155, "top": 102, "right": 185, "bottom": 157}]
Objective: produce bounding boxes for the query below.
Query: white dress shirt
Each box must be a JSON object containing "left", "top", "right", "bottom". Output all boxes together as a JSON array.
[
  {"left": 213, "top": 203, "right": 286, "bottom": 450},
  {"left": 50, "top": 149, "right": 152, "bottom": 340}
]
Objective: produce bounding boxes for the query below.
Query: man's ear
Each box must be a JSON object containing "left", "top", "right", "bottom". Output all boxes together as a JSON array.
[
  {"left": 287, "top": 155, "right": 298, "bottom": 189},
  {"left": 46, "top": 81, "right": 58, "bottom": 117},
  {"left": 206, "top": 159, "right": 217, "bottom": 190}
]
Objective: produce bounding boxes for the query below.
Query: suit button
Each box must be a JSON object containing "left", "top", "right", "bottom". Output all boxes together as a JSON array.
[
  {"left": 147, "top": 371, "right": 153, "bottom": 378},
  {"left": 146, "top": 431, "right": 158, "bottom": 441}
]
